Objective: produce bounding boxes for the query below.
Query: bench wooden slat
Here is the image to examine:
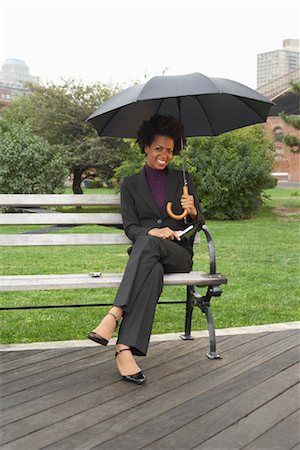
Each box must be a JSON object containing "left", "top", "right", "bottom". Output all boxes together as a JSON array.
[
  {"left": 0, "top": 194, "right": 120, "bottom": 206},
  {"left": 0, "top": 272, "right": 227, "bottom": 292},
  {"left": 0, "top": 233, "right": 131, "bottom": 246},
  {"left": 0, "top": 213, "right": 123, "bottom": 225},
  {"left": 0, "top": 233, "right": 200, "bottom": 246}
]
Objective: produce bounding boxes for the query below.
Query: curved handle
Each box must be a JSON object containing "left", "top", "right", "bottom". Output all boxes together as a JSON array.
[{"left": 166, "top": 185, "right": 189, "bottom": 220}]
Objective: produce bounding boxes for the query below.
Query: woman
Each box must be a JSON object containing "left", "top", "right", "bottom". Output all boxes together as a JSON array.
[{"left": 88, "top": 115, "right": 204, "bottom": 384}]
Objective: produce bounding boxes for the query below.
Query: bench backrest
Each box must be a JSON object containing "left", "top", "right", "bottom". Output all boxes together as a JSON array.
[{"left": 0, "top": 194, "right": 200, "bottom": 247}]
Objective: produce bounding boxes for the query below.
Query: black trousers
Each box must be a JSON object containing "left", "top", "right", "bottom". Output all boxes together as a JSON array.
[{"left": 113, "top": 236, "right": 192, "bottom": 356}]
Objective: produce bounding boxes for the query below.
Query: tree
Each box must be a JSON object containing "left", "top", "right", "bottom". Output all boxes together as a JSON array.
[
  {"left": 2, "top": 80, "right": 128, "bottom": 192},
  {"left": 185, "top": 126, "right": 276, "bottom": 219},
  {"left": 0, "top": 116, "right": 67, "bottom": 194},
  {"left": 112, "top": 140, "right": 144, "bottom": 189},
  {"left": 279, "top": 80, "right": 300, "bottom": 154},
  {"left": 82, "top": 135, "right": 131, "bottom": 188}
]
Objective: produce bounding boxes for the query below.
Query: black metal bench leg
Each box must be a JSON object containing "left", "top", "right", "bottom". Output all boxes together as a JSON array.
[
  {"left": 180, "top": 284, "right": 222, "bottom": 359},
  {"left": 180, "top": 285, "right": 194, "bottom": 340},
  {"left": 201, "top": 303, "right": 222, "bottom": 359}
]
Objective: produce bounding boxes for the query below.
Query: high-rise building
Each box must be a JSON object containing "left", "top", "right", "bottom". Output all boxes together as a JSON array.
[
  {"left": 257, "top": 39, "right": 299, "bottom": 88},
  {"left": 0, "top": 58, "right": 39, "bottom": 108},
  {"left": 0, "top": 58, "right": 39, "bottom": 84}
]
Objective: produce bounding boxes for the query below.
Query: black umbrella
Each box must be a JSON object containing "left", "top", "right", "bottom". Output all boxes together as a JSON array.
[{"left": 88, "top": 72, "right": 273, "bottom": 219}]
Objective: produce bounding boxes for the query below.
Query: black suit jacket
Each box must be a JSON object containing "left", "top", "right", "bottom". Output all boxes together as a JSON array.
[{"left": 120, "top": 166, "right": 204, "bottom": 256}]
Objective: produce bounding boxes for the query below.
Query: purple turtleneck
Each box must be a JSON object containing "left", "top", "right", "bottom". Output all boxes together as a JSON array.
[{"left": 145, "top": 164, "right": 168, "bottom": 213}]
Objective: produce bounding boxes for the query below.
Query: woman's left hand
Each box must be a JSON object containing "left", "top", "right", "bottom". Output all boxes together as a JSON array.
[{"left": 181, "top": 194, "right": 197, "bottom": 218}]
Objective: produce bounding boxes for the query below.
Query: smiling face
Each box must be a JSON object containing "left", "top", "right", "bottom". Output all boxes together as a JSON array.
[{"left": 144, "top": 135, "right": 174, "bottom": 170}]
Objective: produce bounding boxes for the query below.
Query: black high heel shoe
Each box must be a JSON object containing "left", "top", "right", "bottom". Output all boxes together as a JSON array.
[
  {"left": 115, "top": 348, "right": 146, "bottom": 385},
  {"left": 88, "top": 312, "right": 119, "bottom": 346}
]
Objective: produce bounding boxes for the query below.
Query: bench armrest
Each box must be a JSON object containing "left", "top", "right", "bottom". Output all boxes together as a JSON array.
[{"left": 200, "top": 224, "right": 217, "bottom": 275}]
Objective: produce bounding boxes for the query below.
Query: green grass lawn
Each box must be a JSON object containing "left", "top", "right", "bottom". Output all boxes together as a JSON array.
[
  {"left": 64, "top": 187, "right": 116, "bottom": 194},
  {"left": 0, "top": 187, "right": 299, "bottom": 344}
]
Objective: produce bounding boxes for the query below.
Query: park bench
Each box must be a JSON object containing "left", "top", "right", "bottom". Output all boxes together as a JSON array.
[{"left": 0, "top": 194, "right": 227, "bottom": 359}]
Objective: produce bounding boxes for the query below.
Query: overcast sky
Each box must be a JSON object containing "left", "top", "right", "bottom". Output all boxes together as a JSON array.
[{"left": 0, "top": 0, "right": 299, "bottom": 89}]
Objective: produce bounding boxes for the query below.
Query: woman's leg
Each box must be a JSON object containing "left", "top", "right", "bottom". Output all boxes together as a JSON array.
[
  {"left": 114, "top": 236, "right": 192, "bottom": 313},
  {"left": 115, "top": 261, "right": 164, "bottom": 376},
  {"left": 116, "top": 261, "right": 164, "bottom": 355},
  {"left": 115, "top": 236, "right": 192, "bottom": 357},
  {"left": 89, "top": 236, "right": 161, "bottom": 344},
  {"left": 90, "top": 236, "right": 192, "bottom": 377},
  {"left": 91, "top": 306, "right": 123, "bottom": 341},
  {"left": 91, "top": 236, "right": 190, "bottom": 345}
]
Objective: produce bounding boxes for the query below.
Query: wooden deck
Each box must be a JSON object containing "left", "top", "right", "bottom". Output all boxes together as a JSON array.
[{"left": 0, "top": 329, "right": 299, "bottom": 449}]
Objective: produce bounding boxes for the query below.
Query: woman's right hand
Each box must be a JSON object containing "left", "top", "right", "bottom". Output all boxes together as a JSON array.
[{"left": 148, "top": 227, "right": 181, "bottom": 241}]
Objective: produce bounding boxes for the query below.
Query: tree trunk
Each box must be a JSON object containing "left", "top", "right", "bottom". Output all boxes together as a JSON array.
[{"left": 72, "top": 167, "right": 83, "bottom": 194}]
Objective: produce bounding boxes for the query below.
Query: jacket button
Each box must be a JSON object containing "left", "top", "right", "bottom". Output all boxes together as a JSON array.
[{"left": 157, "top": 219, "right": 162, "bottom": 224}]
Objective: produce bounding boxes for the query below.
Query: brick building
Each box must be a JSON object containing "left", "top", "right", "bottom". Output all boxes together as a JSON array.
[
  {"left": 264, "top": 116, "right": 300, "bottom": 183},
  {"left": 258, "top": 64, "right": 300, "bottom": 183}
]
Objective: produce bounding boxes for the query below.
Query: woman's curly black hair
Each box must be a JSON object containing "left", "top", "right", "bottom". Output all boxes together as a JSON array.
[{"left": 137, "top": 115, "right": 185, "bottom": 155}]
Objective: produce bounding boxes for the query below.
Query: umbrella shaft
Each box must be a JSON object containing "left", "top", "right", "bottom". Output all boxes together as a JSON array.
[
  {"left": 177, "top": 99, "right": 187, "bottom": 185},
  {"left": 181, "top": 137, "right": 187, "bottom": 185}
]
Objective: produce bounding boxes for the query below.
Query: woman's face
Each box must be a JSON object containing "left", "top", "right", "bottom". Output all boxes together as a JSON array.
[{"left": 144, "top": 135, "right": 174, "bottom": 170}]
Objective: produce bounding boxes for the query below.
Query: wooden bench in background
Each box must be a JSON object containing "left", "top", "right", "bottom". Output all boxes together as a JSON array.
[{"left": 0, "top": 194, "right": 227, "bottom": 359}]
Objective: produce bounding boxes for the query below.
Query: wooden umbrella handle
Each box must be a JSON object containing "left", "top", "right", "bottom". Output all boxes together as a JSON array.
[{"left": 166, "top": 185, "right": 189, "bottom": 220}]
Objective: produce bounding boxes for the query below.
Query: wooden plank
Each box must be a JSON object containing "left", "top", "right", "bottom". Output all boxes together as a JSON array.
[
  {"left": 0, "top": 339, "right": 211, "bottom": 438},
  {"left": 1, "top": 334, "right": 290, "bottom": 441},
  {"left": 0, "top": 347, "right": 115, "bottom": 397},
  {"left": 0, "top": 350, "right": 44, "bottom": 364},
  {"left": 2, "top": 332, "right": 298, "bottom": 449},
  {"left": 0, "top": 332, "right": 268, "bottom": 418},
  {"left": 0, "top": 336, "right": 245, "bottom": 445},
  {"left": 0, "top": 348, "right": 82, "bottom": 374},
  {"left": 0, "top": 338, "right": 213, "bottom": 427},
  {"left": 0, "top": 194, "right": 121, "bottom": 207},
  {"left": 0, "top": 213, "right": 123, "bottom": 225},
  {"left": 0, "top": 334, "right": 250, "bottom": 417},
  {"left": 97, "top": 355, "right": 300, "bottom": 450},
  {"left": 0, "top": 271, "right": 227, "bottom": 292},
  {"left": 0, "top": 346, "right": 99, "bottom": 385},
  {"left": 70, "top": 338, "right": 300, "bottom": 450},
  {"left": 242, "top": 409, "right": 300, "bottom": 450},
  {"left": 1, "top": 330, "right": 292, "bottom": 446},
  {"left": 194, "top": 384, "right": 300, "bottom": 449},
  {"left": 0, "top": 346, "right": 118, "bottom": 410},
  {"left": 0, "top": 338, "right": 192, "bottom": 411},
  {"left": 123, "top": 364, "right": 300, "bottom": 450},
  {"left": 10, "top": 330, "right": 298, "bottom": 448},
  {"left": 0, "top": 233, "right": 200, "bottom": 246},
  {"left": 127, "top": 347, "right": 300, "bottom": 450},
  {"left": 0, "top": 346, "right": 106, "bottom": 386},
  {"left": 0, "top": 233, "right": 131, "bottom": 246},
  {"left": 291, "top": 443, "right": 300, "bottom": 450}
]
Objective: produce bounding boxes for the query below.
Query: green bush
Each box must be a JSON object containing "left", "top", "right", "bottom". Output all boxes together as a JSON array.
[
  {"left": 0, "top": 116, "right": 67, "bottom": 194},
  {"left": 186, "top": 126, "right": 276, "bottom": 219},
  {"left": 85, "top": 178, "right": 103, "bottom": 189}
]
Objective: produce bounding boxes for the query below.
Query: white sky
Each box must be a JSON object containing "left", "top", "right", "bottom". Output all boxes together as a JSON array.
[{"left": 0, "top": 0, "right": 299, "bottom": 89}]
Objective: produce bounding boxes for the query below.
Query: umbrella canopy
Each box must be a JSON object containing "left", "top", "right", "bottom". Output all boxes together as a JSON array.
[
  {"left": 87, "top": 72, "right": 273, "bottom": 138},
  {"left": 88, "top": 72, "right": 273, "bottom": 221}
]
